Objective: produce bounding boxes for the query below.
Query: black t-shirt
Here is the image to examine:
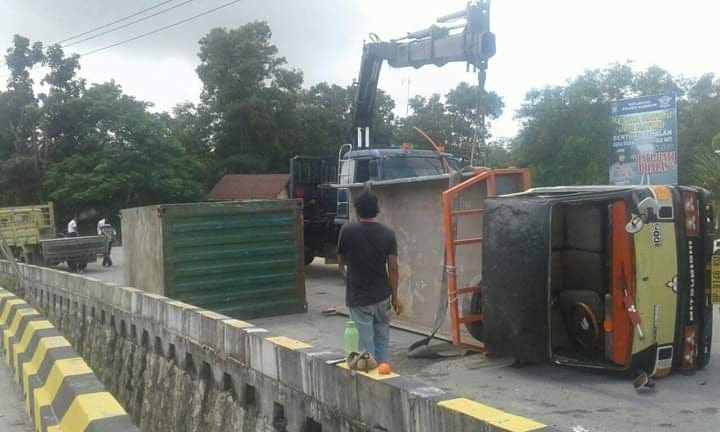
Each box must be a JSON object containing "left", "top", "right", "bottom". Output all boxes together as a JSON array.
[{"left": 337, "top": 222, "right": 398, "bottom": 307}]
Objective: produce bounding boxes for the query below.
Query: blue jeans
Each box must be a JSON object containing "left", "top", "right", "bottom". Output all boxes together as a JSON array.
[{"left": 349, "top": 297, "right": 391, "bottom": 363}]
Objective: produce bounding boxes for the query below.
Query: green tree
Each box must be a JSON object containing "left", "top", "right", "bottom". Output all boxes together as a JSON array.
[
  {"left": 0, "top": 35, "right": 45, "bottom": 205},
  {"left": 512, "top": 63, "right": 693, "bottom": 186},
  {"left": 196, "top": 22, "right": 304, "bottom": 174},
  {"left": 297, "top": 82, "right": 396, "bottom": 156},
  {"left": 396, "top": 83, "right": 503, "bottom": 162},
  {"left": 678, "top": 74, "right": 720, "bottom": 184},
  {"left": 167, "top": 102, "right": 218, "bottom": 188},
  {"left": 43, "top": 82, "right": 205, "bottom": 218}
]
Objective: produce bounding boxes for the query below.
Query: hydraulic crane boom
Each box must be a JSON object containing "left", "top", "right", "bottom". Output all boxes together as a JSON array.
[{"left": 352, "top": 0, "right": 496, "bottom": 148}]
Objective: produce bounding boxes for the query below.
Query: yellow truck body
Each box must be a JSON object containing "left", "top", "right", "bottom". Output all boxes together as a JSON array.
[{"left": 0, "top": 203, "right": 56, "bottom": 261}]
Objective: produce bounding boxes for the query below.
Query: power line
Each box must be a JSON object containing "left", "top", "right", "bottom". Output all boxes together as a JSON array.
[
  {"left": 56, "top": 0, "right": 178, "bottom": 45},
  {"left": 62, "top": 0, "right": 198, "bottom": 48},
  {"left": 80, "top": 0, "right": 244, "bottom": 57}
]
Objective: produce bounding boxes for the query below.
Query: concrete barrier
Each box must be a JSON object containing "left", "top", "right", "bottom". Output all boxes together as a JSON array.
[
  {"left": 0, "top": 261, "right": 560, "bottom": 432},
  {"left": 0, "top": 286, "right": 137, "bottom": 432}
]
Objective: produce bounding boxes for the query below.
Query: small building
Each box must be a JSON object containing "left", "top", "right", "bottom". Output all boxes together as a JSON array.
[{"left": 208, "top": 174, "right": 289, "bottom": 201}]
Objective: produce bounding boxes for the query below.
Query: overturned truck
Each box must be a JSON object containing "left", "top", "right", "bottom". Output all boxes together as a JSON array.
[
  {"left": 348, "top": 173, "right": 718, "bottom": 382},
  {"left": 476, "top": 185, "right": 717, "bottom": 380}
]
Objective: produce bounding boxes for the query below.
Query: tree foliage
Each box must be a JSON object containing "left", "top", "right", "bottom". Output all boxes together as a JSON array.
[
  {"left": 3, "top": 21, "right": 720, "bottom": 223},
  {"left": 512, "top": 63, "right": 720, "bottom": 188},
  {"left": 1, "top": 38, "right": 204, "bottom": 223},
  {"left": 397, "top": 84, "right": 503, "bottom": 161}
]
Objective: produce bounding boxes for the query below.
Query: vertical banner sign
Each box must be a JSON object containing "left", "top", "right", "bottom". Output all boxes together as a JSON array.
[{"left": 610, "top": 94, "right": 677, "bottom": 185}]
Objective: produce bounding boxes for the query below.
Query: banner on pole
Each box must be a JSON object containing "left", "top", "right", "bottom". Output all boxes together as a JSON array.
[{"left": 610, "top": 94, "right": 677, "bottom": 185}]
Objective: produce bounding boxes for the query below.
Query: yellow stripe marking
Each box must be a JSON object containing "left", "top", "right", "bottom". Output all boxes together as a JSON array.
[
  {"left": 23, "top": 337, "right": 71, "bottom": 412},
  {"left": 0, "top": 291, "right": 14, "bottom": 298},
  {"left": 438, "top": 398, "right": 546, "bottom": 432},
  {"left": 33, "top": 357, "right": 93, "bottom": 427},
  {"left": 223, "top": 319, "right": 253, "bottom": 329},
  {"left": 198, "top": 310, "right": 226, "bottom": 320},
  {"left": 13, "top": 320, "right": 54, "bottom": 377},
  {"left": 266, "top": 336, "right": 312, "bottom": 350},
  {"left": 0, "top": 299, "right": 26, "bottom": 326},
  {"left": 3, "top": 309, "right": 39, "bottom": 357},
  {"left": 336, "top": 361, "right": 399, "bottom": 380},
  {"left": 56, "top": 392, "right": 127, "bottom": 431},
  {"left": 143, "top": 292, "right": 166, "bottom": 299}
]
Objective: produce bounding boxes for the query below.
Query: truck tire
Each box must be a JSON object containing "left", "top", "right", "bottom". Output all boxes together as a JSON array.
[{"left": 462, "top": 291, "right": 483, "bottom": 342}]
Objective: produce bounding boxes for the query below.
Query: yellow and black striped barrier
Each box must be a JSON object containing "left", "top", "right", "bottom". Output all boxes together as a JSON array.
[{"left": 0, "top": 287, "right": 138, "bottom": 432}]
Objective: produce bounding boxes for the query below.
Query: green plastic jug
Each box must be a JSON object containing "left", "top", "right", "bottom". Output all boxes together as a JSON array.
[{"left": 344, "top": 320, "right": 359, "bottom": 355}]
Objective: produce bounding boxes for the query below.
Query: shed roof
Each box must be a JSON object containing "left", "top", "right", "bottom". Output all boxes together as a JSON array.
[{"left": 208, "top": 174, "right": 289, "bottom": 200}]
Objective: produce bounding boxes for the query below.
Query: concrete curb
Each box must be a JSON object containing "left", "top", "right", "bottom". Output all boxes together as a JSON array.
[
  {"left": 0, "top": 287, "right": 138, "bottom": 432},
  {"left": 1, "top": 261, "right": 562, "bottom": 432}
]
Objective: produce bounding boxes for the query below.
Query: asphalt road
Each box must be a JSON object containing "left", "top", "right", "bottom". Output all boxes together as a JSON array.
[
  {"left": 0, "top": 352, "right": 33, "bottom": 432},
  {"left": 90, "top": 249, "right": 720, "bottom": 432}
]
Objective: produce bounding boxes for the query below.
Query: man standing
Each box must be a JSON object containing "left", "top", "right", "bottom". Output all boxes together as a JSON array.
[
  {"left": 337, "top": 187, "right": 401, "bottom": 363},
  {"left": 97, "top": 217, "right": 116, "bottom": 266},
  {"left": 67, "top": 216, "right": 79, "bottom": 237},
  {"left": 97, "top": 217, "right": 107, "bottom": 235}
]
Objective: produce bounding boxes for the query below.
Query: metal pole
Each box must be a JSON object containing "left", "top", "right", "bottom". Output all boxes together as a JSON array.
[{"left": 0, "top": 228, "right": 27, "bottom": 296}]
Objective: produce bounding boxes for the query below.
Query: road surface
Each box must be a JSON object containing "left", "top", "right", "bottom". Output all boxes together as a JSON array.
[
  {"left": 0, "top": 352, "right": 33, "bottom": 432},
  {"left": 90, "top": 248, "right": 720, "bottom": 432}
]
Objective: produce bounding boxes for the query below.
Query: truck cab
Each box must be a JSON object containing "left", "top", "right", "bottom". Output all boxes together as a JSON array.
[
  {"left": 291, "top": 147, "right": 460, "bottom": 265},
  {"left": 335, "top": 147, "right": 461, "bottom": 223},
  {"left": 479, "top": 185, "right": 717, "bottom": 380}
]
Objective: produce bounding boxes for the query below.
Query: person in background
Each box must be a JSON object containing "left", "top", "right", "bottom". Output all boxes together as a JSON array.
[
  {"left": 337, "top": 187, "right": 402, "bottom": 364},
  {"left": 98, "top": 217, "right": 116, "bottom": 267},
  {"left": 97, "top": 216, "right": 107, "bottom": 235},
  {"left": 67, "top": 216, "right": 79, "bottom": 237}
]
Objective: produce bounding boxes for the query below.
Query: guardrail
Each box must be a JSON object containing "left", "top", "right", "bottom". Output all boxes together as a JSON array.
[
  {"left": 0, "top": 286, "right": 137, "bottom": 432},
  {"left": 1, "top": 260, "right": 560, "bottom": 432}
]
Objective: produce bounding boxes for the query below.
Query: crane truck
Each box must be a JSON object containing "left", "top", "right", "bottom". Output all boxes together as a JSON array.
[{"left": 292, "top": 0, "right": 496, "bottom": 265}]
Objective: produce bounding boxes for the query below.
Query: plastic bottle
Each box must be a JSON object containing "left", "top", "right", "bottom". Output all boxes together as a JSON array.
[{"left": 344, "top": 320, "right": 359, "bottom": 356}]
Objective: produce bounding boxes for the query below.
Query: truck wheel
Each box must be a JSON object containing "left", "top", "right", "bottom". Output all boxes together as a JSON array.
[
  {"left": 462, "top": 291, "right": 483, "bottom": 342},
  {"left": 304, "top": 248, "right": 315, "bottom": 266},
  {"left": 67, "top": 261, "right": 77, "bottom": 272}
]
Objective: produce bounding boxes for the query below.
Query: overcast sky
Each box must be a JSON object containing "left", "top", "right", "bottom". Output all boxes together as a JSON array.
[{"left": 1, "top": 0, "right": 718, "bottom": 138}]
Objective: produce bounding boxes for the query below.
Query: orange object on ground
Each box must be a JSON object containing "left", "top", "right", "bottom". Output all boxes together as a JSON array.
[
  {"left": 610, "top": 201, "right": 633, "bottom": 367},
  {"left": 377, "top": 363, "right": 392, "bottom": 375}
]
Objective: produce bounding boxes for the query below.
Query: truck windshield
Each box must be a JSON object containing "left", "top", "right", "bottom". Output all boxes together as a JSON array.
[{"left": 383, "top": 157, "right": 446, "bottom": 180}]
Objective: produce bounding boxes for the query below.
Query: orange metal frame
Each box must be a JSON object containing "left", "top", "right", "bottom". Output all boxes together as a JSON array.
[{"left": 442, "top": 168, "right": 531, "bottom": 351}]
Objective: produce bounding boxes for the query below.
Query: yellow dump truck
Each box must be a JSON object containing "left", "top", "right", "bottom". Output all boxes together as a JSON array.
[
  {"left": 0, "top": 203, "right": 106, "bottom": 271},
  {"left": 0, "top": 203, "right": 55, "bottom": 264}
]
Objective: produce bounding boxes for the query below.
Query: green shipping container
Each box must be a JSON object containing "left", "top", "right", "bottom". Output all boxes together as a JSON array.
[{"left": 121, "top": 200, "right": 307, "bottom": 318}]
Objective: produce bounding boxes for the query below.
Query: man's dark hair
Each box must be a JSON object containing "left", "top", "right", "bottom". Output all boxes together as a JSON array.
[{"left": 354, "top": 187, "right": 380, "bottom": 219}]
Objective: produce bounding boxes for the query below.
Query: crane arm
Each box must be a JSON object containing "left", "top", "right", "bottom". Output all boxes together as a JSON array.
[{"left": 352, "top": 0, "right": 496, "bottom": 148}]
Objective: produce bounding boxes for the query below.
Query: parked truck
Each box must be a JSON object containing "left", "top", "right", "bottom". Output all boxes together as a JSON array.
[
  {"left": 292, "top": 0, "right": 494, "bottom": 265},
  {"left": 0, "top": 203, "right": 106, "bottom": 272},
  {"left": 290, "top": 149, "right": 461, "bottom": 265}
]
